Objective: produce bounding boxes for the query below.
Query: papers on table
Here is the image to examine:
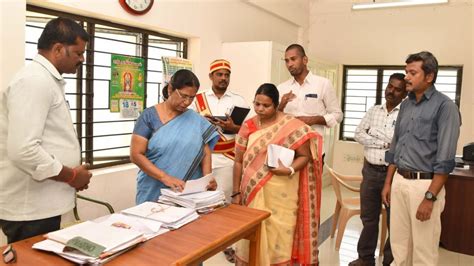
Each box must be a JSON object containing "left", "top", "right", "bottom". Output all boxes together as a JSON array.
[
  {"left": 46, "top": 220, "right": 143, "bottom": 253},
  {"left": 121, "top": 201, "right": 199, "bottom": 229},
  {"left": 266, "top": 144, "right": 295, "bottom": 168},
  {"left": 181, "top": 172, "right": 214, "bottom": 194},
  {"left": 34, "top": 219, "right": 147, "bottom": 264},
  {"left": 99, "top": 213, "right": 167, "bottom": 240},
  {"left": 34, "top": 237, "right": 143, "bottom": 265},
  {"left": 158, "top": 174, "right": 226, "bottom": 212},
  {"left": 32, "top": 201, "right": 204, "bottom": 263},
  {"left": 160, "top": 189, "right": 226, "bottom": 211}
]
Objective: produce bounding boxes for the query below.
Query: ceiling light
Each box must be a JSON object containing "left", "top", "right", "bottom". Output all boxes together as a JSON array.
[{"left": 352, "top": 0, "right": 448, "bottom": 10}]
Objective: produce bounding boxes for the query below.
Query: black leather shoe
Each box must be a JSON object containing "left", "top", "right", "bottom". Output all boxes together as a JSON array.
[
  {"left": 348, "top": 258, "right": 375, "bottom": 266},
  {"left": 223, "top": 247, "right": 235, "bottom": 263}
]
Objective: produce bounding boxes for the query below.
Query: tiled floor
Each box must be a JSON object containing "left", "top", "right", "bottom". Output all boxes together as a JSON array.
[{"left": 204, "top": 185, "right": 474, "bottom": 265}]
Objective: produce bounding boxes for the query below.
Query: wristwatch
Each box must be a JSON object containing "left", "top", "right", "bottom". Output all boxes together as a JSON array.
[{"left": 424, "top": 191, "right": 437, "bottom": 202}]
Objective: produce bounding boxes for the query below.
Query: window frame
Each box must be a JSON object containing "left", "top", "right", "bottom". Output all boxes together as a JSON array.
[
  {"left": 27, "top": 5, "right": 188, "bottom": 169},
  {"left": 340, "top": 64, "right": 463, "bottom": 141}
]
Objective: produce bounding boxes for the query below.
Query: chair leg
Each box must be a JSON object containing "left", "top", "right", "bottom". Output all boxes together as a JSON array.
[
  {"left": 335, "top": 208, "right": 349, "bottom": 251},
  {"left": 380, "top": 208, "right": 388, "bottom": 256},
  {"left": 330, "top": 202, "right": 341, "bottom": 238}
]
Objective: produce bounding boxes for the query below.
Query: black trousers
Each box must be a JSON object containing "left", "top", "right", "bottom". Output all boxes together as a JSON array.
[
  {"left": 0, "top": 216, "right": 61, "bottom": 244},
  {"left": 357, "top": 160, "right": 393, "bottom": 264}
]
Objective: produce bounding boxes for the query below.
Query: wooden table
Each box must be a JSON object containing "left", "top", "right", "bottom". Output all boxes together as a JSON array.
[
  {"left": 440, "top": 167, "right": 474, "bottom": 256},
  {"left": 1, "top": 204, "right": 270, "bottom": 265}
]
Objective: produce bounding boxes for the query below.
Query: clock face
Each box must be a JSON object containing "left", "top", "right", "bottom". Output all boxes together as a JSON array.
[{"left": 119, "top": 0, "right": 154, "bottom": 15}]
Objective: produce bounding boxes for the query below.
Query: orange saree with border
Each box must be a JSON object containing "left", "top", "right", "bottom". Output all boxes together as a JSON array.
[{"left": 235, "top": 114, "right": 323, "bottom": 265}]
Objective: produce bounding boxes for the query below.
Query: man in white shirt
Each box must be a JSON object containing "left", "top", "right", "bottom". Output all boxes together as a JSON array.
[
  {"left": 278, "top": 44, "right": 343, "bottom": 146},
  {"left": 193, "top": 59, "right": 248, "bottom": 203},
  {"left": 0, "top": 18, "right": 93, "bottom": 243},
  {"left": 350, "top": 73, "right": 407, "bottom": 266}
]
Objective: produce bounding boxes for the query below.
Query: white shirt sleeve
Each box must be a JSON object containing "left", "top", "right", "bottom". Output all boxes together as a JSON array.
[
  {"left": 6, "top": 76, "right": 63, "bottom": 181},
  {"left": 321, "top": 79, "right": 343, "bottom": 128}
]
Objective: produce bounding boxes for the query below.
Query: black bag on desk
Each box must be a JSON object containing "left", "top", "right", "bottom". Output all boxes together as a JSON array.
[{"left": 463, "top": 142, "right": 474, "bottom": 161}]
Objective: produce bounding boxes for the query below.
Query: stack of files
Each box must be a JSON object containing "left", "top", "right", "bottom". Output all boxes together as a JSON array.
[
  {"left": 159, "top": 189, "right": 226, "bottom": 211},
  {"left": 97, "top": 213, "right": 168, "bottom": 240},
  {"left": 121, "top": 201, "right": 199, "bottom": 230},
  {"left": 33, "top": 220, "right": 146, "bottom": 264}
]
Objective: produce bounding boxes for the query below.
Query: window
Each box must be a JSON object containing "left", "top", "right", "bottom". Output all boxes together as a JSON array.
[
  {"left": 340, "top": 65, "right": 462, "bottom": 140},
  {"left": 26, "top": 5, "right": 187, "bottom": 168}
]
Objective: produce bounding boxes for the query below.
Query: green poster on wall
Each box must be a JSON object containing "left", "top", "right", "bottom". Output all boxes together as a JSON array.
[{"left": 109, "top": 54, "right": 145, "bottom": 117}]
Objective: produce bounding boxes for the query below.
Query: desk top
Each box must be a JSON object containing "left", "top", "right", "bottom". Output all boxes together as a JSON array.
[
  {"left": 1, "top": 204, "right": 270, "bottom": 266},
  {"left": 450, "top": 167, "right": 474, "bottom": 179}
]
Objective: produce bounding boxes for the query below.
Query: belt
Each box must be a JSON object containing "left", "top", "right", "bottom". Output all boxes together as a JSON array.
[
  {"left": 397, "top": 169, "right": 434, "bottom": 180},
  {"left": 364, "top": 159, "right": 388, "bottom": 172}
]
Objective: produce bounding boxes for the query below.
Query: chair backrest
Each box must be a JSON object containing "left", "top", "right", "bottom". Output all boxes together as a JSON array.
[{"left": 327, "top": 167, "right": 362, "bottom": 205}]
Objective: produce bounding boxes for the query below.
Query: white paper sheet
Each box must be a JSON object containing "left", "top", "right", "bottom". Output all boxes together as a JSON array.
[
  {"left": 121, "top": 202, "right": 196, "bottom": 224},
  {"left": 267, "top": 144, "right": 295, "bottom": 168},
  {"left": 46, "top": 221, "right": 143, "bottom": 252},
  {"left": 181, "top": 172, "right": 214, "bottom": 194}
]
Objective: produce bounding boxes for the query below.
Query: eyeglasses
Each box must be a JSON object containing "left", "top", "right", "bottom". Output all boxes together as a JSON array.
[
  {"left": 174, "top": 89, "right": 195, "bottom": 102},
  {"left": 2, "top": 245, "right": 16, "bottom": 264},
  {"left": 146, "top": 204, "right": 170, "bottom": 217}
]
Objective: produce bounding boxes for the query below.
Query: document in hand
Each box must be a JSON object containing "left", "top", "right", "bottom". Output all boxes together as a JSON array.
[
  {"left": 229, "top": 105, "right": 250, "bottom": 126},
  {"left": 181, "top": 172, "right": 214, "bottom": 195},
  {"left": 266, "top": 144, "right": 295, "bottom": 168}
]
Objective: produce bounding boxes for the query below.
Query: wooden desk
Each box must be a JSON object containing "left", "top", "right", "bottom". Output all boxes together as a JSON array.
[
  {"left": 440, "top": 167, "right": 474, "bottom": 256},
  {"left": 1, "top": 204, "right": 270, "bottom": 266}
]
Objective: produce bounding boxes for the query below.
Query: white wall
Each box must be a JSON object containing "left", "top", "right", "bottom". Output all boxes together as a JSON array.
[
  {"left": 0, "top": 0, "right": 26, "bottom": 91},
  {"left": 24, "top": 0, "right": 301, "bottom": 92},
  {"left": 0, "top": 0, "right": 303, "bottom": 237},
  {"left": 308, "top": 0, "right": 473, "bottom": 174}
]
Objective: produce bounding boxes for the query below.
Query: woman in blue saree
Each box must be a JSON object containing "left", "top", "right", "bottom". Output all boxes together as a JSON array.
[{"left": 130, "top": 70, "right": 219, "bottom": 204}]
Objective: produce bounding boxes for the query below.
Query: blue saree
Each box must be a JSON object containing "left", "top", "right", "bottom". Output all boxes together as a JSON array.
[{"left": 135, "top": 108, "right": 219, "bottom": 204}]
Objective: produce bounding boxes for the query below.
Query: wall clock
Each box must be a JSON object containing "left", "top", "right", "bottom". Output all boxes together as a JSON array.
[{"left": 119, "top": 0, "right": 154, "bottom": 15}]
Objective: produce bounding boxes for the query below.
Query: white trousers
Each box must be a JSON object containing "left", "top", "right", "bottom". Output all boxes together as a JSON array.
[
  {"left": 213, "top": 166, "right": 234, "bottom": 204},
  {"left": 390, "top": 172, "right": 445, "bottom": 266}
]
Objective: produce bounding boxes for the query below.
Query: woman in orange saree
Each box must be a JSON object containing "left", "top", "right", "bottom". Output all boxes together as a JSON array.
[{"left": 232, "top": 83, "right": 323, "bottom": 265}]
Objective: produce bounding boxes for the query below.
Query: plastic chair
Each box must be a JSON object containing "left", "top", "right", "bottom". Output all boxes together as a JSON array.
[{"left": 327, "top": 167, "right": 387, "bottom": 256}]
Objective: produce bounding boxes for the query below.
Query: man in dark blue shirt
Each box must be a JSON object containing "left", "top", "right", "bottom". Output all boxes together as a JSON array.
[{"left": 382, "top": 51, "right": 461, "bottom": 265}]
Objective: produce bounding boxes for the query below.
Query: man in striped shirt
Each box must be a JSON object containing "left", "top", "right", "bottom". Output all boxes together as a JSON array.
[{"left": 350, "top": 73, "right": 407, "bottom": 266}]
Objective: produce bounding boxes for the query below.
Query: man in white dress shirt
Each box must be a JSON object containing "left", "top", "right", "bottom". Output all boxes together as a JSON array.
[
  {"left": 0, "top": 18, "right": 93, "bottom": 243},
  {"left": 278, "top": 44, "right": 343, "bottom": 157},
  {"left": 350, "top": 73, "right": 407, "bottom": 266}
]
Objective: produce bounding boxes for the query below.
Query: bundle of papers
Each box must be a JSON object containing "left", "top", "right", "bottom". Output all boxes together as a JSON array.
[
  {"left": 267, "top": 144, "right": 295, "bottom": 168},
  {"left": 121, "top": 201, "right": 199, "bottom": 230},
  {"left": 98, "top": 213, "right": 168, "bottom": 240},
  {"left": 33, "top": 219, "right": 148, "bottom": 264},
  {"left": 46, "top": 220, "right": 144, "bottom": 253},
  {"left": 158, "top": 172, "right": 226, "bottom": 210},
  {"left": 159, "top": 189, "right": 226, "bottom": 211}
]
